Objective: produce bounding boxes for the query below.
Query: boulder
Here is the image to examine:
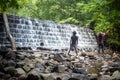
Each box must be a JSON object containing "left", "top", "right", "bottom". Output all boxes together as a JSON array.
[
  {"left": 111, "top": 70, "right": 120, "bottom": 79},
  {"left": 7, "top": 60, "right": 16, "bottom": 67},
  {"left": 16, "top": 62, "right": 25, "bottom": 68},
  {"left": 54, "top": 54, "right": 65, "bottom": 62},
  {"left": 5, "top": 51, "right": 16, "bottom": 60},
  {"left": 35, "top": 63, "right": 45, "bottom": 72},
  {"left": 16, "top": 54, "right": 25, "bottom": 60},
  {"left": 14, "top": 68, "right": 26, "bottom": 77},
  {"left": 22, "top": 65, "right": 31, "bottom": 72},
  {"left": 58, "top": 65, "right": 66, "bottom": 73},
  {"left": 40, "top": 73, "right": 54, "bottom": 80},
  {"left": 27, "top": 68, "right": 41, "bottom": 80}
]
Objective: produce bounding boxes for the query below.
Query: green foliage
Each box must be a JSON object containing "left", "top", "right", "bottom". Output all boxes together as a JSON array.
[
  {"left": 83, "top": 0, "right": 120, "bottom": 51},
  {"left": 0, "top": 0, "right": 27, "bottom": 13}
]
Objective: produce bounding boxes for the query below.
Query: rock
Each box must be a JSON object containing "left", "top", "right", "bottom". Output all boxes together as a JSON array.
[
  {"left": 58, "top": 65, "right": 66, "bottom": 73},
  {"left": 71, "top": 59, "right": 80, "bottom": 63},
  {"left": 72, "top": 68, "right": 87, "bottom": 75},
  {"left": 35, "top": 63, "right": 45, "bottom": 72},
  {"left": 26, "top": 73, "right": 40, "bottom": 80},
  {"left": 18, "top": 74, "right": 27, "bottom": 80},
  {"left": 35, "top": 58, "right": 42, "bottom": 63},
  {"left": 2, "top": 59, "right": 9, "bottom": 67},
  {"left": 51, "top": 72, "right": 70, "bottom": 80},
  {"left": 2, "top": 74, "right": 11, "bottom": 80},
  {"left": 54, "top": 54, "right": 65, "bottom": 62},
  {"left": 7, "top": 60, "right": 16, "bottom": 67},
  {"left": 27, "top": 68, "right": 41, "bottom": 80},
  {"left": 9, "top": 77, "right": 18, "bottom": 80},
  {"left": 86, "top": 67, "right": 99, "bottom": 77},
  {"left": 112, "top": 55, "right": 120, "bottom": 62},
  {"left": 111, "top": 70, "right": 120, "bottom": 79},
  {"left": 40, "top": 73, "right": 54, "bottom": 80},
  {"left": 68, "top": 78, "right": 79, "bottom": 80},
  {"left": 4, "top": 66, "right": 15, "bottom": 75},
  {"left": 24, "top": 58, "right": 32, "bottom": 64},
  {"left": 100, "top": 75, "right": 111, "bottom": 80},
  {"left": 28, "top": 63, "right": 35, "bottom": 69},
  {"left": 0, "top": 71, "right": 5, "bottom": 78},
  {"left": 16, "top": 54, "right": 25, "bottom": 60},
  {"left": 0, "top": 55, "right": 3, "bottom": 61},
  {"left": 74, "top": 63, "right": 82, "bottom": 68},
  {"left": 49, "top": 54, "right": 54, "bottom": 59},
  {"left": 71, "top": 73, "right": 88, "bottom": 80},
  {"left": 81, "top": 52, "right": 87, "bottom": 57},
  {"left": 32, "top": 52, "right": 41, "bottom": 57},
  {"left": 5, "top": 51, "right": 16, "bottom": 60},
  {"left": 22, "top": 65, "right": 31, "bottom": 72},
  {"left": 14, "top": 68, "right": 26, "bottom": 77},
  {"left": 28, "top": 55, "right": 35, "bottom": 59},
  {"left": 16, "top": 62, "right": 25, "bottom": 68}
]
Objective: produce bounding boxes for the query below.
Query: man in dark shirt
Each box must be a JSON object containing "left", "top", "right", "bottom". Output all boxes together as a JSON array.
[{"left": 68, "top": 31, "right": 78, "bottom": 56}]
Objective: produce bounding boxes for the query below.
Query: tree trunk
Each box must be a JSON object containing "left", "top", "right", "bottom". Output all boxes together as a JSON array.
[{"left": 3, "top": 13, "right": 16, "bottom": 51}]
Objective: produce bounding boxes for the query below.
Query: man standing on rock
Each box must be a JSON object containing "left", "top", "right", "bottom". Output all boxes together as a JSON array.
[
  {"left": 68, "top": 31, "right": 78, "bottom": 56},
  {"left": 97, "top": 32, "right": 105, "bottom": 53}
]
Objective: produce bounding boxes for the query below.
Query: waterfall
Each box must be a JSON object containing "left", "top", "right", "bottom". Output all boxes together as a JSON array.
[{"left": 0, "top": 15, "right": 97, "bottom": 51}]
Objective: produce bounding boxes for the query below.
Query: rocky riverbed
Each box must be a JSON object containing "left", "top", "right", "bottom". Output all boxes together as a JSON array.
[{"left": 0, "top": 50, "right": 120, "bottom": 80}]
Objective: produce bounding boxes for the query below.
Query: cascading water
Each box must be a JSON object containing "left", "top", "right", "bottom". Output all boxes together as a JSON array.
[{"left": 0, "top": 15, "right": 97, "bottom": 51}]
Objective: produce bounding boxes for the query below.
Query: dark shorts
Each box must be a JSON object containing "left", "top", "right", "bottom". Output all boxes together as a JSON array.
[{"left": 70, "top": 44, "right": 77, "bottom": 50}]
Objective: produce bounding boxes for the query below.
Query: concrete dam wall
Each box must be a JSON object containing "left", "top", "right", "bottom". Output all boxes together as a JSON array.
[{"left": 0, "top": 14, "right": 97, "bottom": 51}]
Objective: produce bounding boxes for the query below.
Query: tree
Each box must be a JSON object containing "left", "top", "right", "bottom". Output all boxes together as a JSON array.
[
  {"left": 0, "top": 0, "right": 27, "bottom": 51},
  {"left": 83, "top": 0, "right": 120, "bottom": 51}
]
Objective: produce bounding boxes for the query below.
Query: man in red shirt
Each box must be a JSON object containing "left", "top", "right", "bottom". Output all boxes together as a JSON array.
[{"left": 98, "top": 32, "right": 105, "bottom": 53}]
